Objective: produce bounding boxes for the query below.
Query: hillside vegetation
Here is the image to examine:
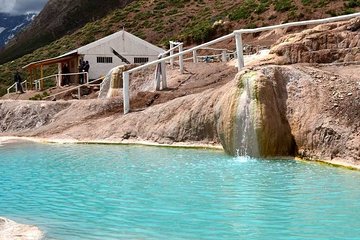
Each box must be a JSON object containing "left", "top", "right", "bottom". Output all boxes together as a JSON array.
[{"left": 0, "top": 0, "right": 359, "bottom": 96}]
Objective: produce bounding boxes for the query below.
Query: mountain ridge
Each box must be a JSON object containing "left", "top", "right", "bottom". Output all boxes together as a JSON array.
[{"left": 0, "top": 13, "right": 36, "bottom": 48}]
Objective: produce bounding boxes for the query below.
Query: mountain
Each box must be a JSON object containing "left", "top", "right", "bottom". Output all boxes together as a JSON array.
[
  {"left": 0, "top": 13, "right": 36, "bottom": 48},
  {"left": 0, "top": 0, "right": 134, "bottom": 64}
]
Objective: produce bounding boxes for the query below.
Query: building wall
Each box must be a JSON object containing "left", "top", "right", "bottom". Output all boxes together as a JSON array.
[{"left": 79, "top": 32, "right": 163, "bottom": 79}]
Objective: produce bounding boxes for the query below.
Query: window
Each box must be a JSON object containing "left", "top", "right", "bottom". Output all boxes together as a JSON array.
[
  {"left": 134, "top": 57, "right": 149, "bottom": 64},
  {"left": 97, "top": 57, "right": 113, "bottom": 63}
]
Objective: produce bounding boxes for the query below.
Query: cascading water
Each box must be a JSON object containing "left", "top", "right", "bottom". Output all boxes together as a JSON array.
[
  {"left": 233, "top": 73, "right": 260, "bottom": 157},
  {"left": 98, "top": 68, "right": 114, "bottom": 99}
]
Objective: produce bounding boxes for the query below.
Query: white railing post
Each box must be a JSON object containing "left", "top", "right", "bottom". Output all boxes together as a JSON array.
[
  {"left": 170, "top": 41, "right": 174, "bottom": 68},
  {"left": 179, "top": 44, "right": 184, "bottom": 74},
  {"left": 78, "top": 87, "right": 81, "bottom": 99},
  {"left": 123, "top": 72, "right": 130, "bottom": 114},
  {"left": 193, "top": 50, "right": 198, "bottom": 63},
  {"left": 221, "top": 50, "right": 227, "bottom": 62},
  {"left": 161, "top": 61, "right": 167, "bottom": 89},
  {"left": 155, "top": 63, "right": 161, "bottom": 91},
  {"left": 235, "top": 32, "right": 244, "bottom": 71}
]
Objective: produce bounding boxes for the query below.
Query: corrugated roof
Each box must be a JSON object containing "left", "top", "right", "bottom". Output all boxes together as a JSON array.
[{"left": 22, "top": 50, "right": 78, "bottom": 69}]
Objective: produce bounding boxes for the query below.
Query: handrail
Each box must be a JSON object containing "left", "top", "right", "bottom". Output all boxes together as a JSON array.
[
  {"left": 234, "top": 12, "right": 360, "bottom": 34},
  {"left": 122, "top": 12, "right": 360, "bottom": 114},
  {"left": 7, "top": 83, "right": 16, "bottom": 94},
  {"left": 33, "top": 72, "right": 89, "bottom": 90},
  {"left": 6, "top": 80, "right": 27, "bottom": 95},
  {"left": 127, "top": 33, "right": 235, "bottom": 74},
  {"left": 161, "top": 42, "right": 184, "bottom": 57},
  {"left": 43, "top": 76, "right": 104, "bottom": 100}
]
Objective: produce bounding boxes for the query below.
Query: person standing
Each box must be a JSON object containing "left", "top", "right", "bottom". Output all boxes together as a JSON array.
[
  {"left": 62, "top": 63, "right": 70, "bottom": 85},
  {"left": 78, "top": 59, "right": 85, "bottom": 84},
  {"left": 83, "top": 61, "right": 90, "bottom": 83},
  {"left": 14, "top": 71, "right": 24, "bottom": 94}
]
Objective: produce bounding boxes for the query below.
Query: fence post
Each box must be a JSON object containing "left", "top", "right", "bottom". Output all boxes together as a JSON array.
[
  {"left": 193, "top": 50, "right": 198, "bottom": 63},
  {"left": 221, "top": 50, "right": 227, "bottom": 62},
  {"left": 78, "top": 87, "right": 81, "bottom": 100},
  {"left": 235, "top": 32, "right": 244, "bottom": 71},
  {"left": 155, "top": 63, "right": 161, "bottom": 91},
  {"left": 179, "top": 44, "right": 184, "bottom": 74},
  {"left": 161, "top": 61, "right": 167, "bottom": 89},
  {"left": 86, "top": 72, "right": 89, "bottom": 84},
  {"left": 123, "top": 72, "right": 130, "bottom": 114},
  {"left": 170, "top": 41, "right": 174, "bottom": 68}
]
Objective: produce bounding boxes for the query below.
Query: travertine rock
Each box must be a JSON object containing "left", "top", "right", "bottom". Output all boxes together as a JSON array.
[{"left": 0, "top": 217, "right": 42, "bottom": 240}]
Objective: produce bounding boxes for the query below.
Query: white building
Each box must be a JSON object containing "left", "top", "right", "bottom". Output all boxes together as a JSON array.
[
  {"left": 75, "top": 30, "right": 165, "bottom": 79},
  {"left": 23, "top": 30, "right": 165, "bottom": 85}
]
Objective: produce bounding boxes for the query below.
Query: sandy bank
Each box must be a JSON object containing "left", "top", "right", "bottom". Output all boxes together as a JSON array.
[{"left": 0, "top": 136, "right": 223, "bottom": 150}]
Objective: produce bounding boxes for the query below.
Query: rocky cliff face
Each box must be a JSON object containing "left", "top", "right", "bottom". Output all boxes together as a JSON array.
[
  {"left": 270, "top": 17, "right": 360, "bottom": 64},
  {"left": 1, "top": 62, "right": 358, "bottom": 166}
]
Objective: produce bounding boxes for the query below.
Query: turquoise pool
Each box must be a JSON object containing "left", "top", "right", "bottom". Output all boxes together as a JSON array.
[{"left": 0, "top": 142, "right": 360, "bottom": 239}]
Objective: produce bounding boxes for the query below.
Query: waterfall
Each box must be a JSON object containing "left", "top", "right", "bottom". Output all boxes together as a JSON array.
[
  {"left": 233, "top": 73, "right": 259, "bottom": 157},
  {"left": 98, "top": 68, "right": 114, "bottom": 99}
]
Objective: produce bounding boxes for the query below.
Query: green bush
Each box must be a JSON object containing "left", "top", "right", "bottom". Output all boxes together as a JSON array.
[
  {"left": 229, "top": 0, "right": 258, "bottom": 20},
  {"left": 346, "top": 0, "right": 360, "bottom": 7},
  {"left": 274, "top": 0, "right": 296, "bottom": 12}
]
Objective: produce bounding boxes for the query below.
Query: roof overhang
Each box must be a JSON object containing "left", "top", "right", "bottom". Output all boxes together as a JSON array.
[{"left": 22, "top": 50, "right": 78, "bottom": 69}]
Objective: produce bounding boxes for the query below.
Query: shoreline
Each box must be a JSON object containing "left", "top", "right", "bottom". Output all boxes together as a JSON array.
[
  {"left": 0, "top": 136, "right": 224, "bottom": 151},
  {"left": 1, "top": 136, "right": 359, "bottom": 171}
]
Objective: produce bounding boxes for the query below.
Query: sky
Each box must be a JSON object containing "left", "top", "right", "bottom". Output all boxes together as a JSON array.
[{"left": 0, "top": 0, "right": 48, "bottom": 15}]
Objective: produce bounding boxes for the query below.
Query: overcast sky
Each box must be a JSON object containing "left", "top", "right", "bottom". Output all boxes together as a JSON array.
[{"left": 0, "top": 0, "right": 48, "bottom": 15}]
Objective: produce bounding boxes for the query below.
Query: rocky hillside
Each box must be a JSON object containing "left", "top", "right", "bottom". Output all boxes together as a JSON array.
[
  {"left": 0, "top": 0, "right": 135, "bottom": 65},
  {"left": 0, "top": 0, "right": 359, "bottom": 95},
  {"left": 0, "top": 13, "right": 36, "bottom": 48},
  {"left": 0, "top": 17, "right": 359, "bottom": 168}
]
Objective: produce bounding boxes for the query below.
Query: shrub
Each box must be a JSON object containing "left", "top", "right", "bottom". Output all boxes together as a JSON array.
[{"left": 274, "top": 0, "right": 296, "bottom": 12}]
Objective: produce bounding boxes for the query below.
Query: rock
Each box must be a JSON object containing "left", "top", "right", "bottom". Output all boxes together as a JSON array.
[
  {"left": 348, "top": 92, "right": 353, "bottom": 96},
  {"left": 0, "top": 217, "right": 43, "bottom": 240},
  {"left": 270, "top": 17, "right": 360, "bottom": 64}
]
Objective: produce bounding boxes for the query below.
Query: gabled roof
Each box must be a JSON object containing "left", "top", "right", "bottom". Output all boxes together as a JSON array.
[
  {"left": 76, "top": 30, "right": 165, "bottom": 54},
  {"left": 23, "top": 30, "right": 164, "bottom": 69}
]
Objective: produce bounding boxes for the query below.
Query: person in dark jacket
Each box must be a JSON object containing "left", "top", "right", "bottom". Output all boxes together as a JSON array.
[
  {"left": 62, "top": 63, "right": 70, "bottom": 85},
  {"left": 83, "top": 61, "right": 90, "bottom": 83},
  {"left": 14, "top": 71, "right": 24, "bottom": 94},
  {"left": 78, "top": 60, "right": 85, "bottom": 84}
]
